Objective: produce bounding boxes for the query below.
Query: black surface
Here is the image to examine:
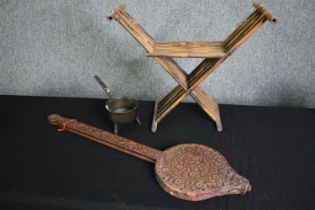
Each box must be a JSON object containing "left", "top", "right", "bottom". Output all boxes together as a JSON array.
[{"left": 0, "top": 95, "right": 315, "bottom": 210}]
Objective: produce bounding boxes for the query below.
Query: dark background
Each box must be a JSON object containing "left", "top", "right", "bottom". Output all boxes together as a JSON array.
[{"left": 1, "top": 95, "right": 314, "bottom": 209}]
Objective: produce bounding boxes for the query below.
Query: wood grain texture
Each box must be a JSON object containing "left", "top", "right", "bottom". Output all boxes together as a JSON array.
[
  {"left": 147, "top": 41, "right": 226, "bottom": 58},
  {"left": 253, "top": 2, "right": 277, "bottom": 23},
  {"left": 108, "top": 4, "right": 155, "bottom": 52},
  {"left": 153, "top": 58, "right": 222, "bottom": 129},
  {"left": 48, "top": 114, "right": 161, "bottom": 163},
  {"left": 157, "top": 86, "right": 188, "bottom": 121},
  {"left": 48, "top": 114, "right": 251, "bottom": 201},
  {"left": 190, "top": 88, "right": 222, "bottom": 131},
  {"left": 108, "top": 3, "right": 276, "bottom": 132},
  {"left": 154, "top": 57, "right": 188, "bottom": 89},
  {"left": 108, "top": 5, "right": 223, "bottom": 131}
]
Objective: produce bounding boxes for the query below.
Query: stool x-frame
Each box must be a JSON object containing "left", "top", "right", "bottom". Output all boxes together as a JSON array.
[{"left": 108, "top": 2, "right": 276, "bottom": 132}]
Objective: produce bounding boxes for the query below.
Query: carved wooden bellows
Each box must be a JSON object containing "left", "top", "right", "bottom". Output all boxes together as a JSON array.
[{"left": 48, "top": 114, "right": 251, "bottom": 201}]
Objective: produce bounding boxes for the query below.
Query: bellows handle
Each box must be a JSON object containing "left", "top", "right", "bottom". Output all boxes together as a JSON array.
[{"left": 48, "top": 114, "right": 161, "bottom": 163}]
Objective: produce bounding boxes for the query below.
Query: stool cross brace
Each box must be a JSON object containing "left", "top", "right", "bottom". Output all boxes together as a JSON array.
[{"left": 108, "top": 3, "right": 276, "bottom": 132}]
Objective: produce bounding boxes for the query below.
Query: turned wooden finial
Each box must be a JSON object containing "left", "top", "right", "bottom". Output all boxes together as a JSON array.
[
  {"left": 107, "top": 4, "right": 126, "bottom": 21},
  {"left": 253, "top": 2, "right": 277, "bottom": 23}
]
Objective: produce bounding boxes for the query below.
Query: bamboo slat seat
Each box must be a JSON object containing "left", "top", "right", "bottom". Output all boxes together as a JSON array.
[{"left": 147, "top": 41, "right": 226, "bottom": 58}]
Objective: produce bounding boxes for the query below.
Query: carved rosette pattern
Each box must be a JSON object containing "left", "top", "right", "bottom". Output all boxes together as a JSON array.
[
  {"left": 155, "top": 144, "right": 251, "bottom": 201},
  {"left": 49, "top": 115, "right": 251, "bottom": 201}
]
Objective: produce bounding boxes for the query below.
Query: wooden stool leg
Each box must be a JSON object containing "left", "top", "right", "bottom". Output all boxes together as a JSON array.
[
  {"left": 152, "top": 56, "right": 225, "bottom": 132},
  {"left": 190, "top": 88, "right": 223, "bottom": 132},
  {"left": 151, "top": 101, "right": 158, "bottom": 132},
  {"left": 155, "top": 57, "right": 188, "bottom": 90},
  {"left": 153, "top": 84, "right": 223, "bottom": 132}
]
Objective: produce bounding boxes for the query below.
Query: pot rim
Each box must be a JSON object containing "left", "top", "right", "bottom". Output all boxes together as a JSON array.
[{"left": 105, "top": 96, "right": 138, "bottom": 114}]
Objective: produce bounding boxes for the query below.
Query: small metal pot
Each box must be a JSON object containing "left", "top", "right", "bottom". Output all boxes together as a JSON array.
[
  {"left": 94, "top": 75, "right": 141, "bottom": 134},
  {"left": 105, "top": 96, "right": 138, "bottom": 124}
]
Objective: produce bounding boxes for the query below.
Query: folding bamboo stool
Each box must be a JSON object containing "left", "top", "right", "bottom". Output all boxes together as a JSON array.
[{"left": 108, "top": 2, "right": 276, "bottom": 132}]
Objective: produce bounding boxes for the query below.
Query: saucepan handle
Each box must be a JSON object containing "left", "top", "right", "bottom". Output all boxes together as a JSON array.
[{"left": 94, "top": 75, "right": 114, "bottom": 99}]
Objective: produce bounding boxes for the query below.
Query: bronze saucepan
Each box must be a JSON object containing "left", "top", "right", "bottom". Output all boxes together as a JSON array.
[{"left": 94, "top": 75, "right": 141, "bottom": 134}]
